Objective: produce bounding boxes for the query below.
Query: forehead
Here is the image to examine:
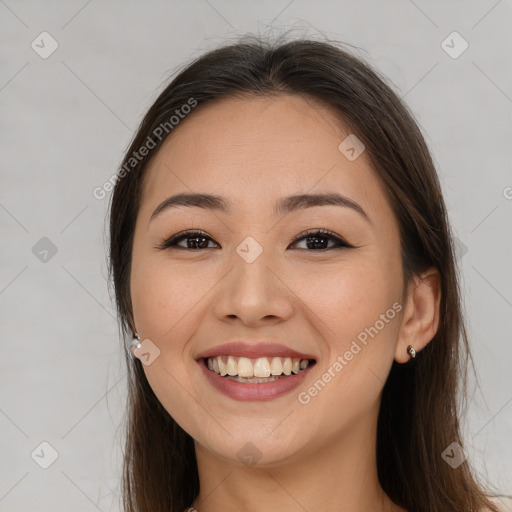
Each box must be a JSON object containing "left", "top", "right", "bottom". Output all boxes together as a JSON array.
[{"left": 140, "top": 94, "right": 393, "bottom": 224}]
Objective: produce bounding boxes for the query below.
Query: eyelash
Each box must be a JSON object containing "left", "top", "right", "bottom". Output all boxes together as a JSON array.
[{"left": 155, "top": 228, "right": 353, "bottom": 251}]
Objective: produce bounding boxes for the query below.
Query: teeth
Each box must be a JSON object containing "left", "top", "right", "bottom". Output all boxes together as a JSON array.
[
  {"left": 217, "top": 356, "right": 227, "bottom": 376},
  {"left": 270, "top": 357, "right": 282, "bottom": 375},
  {"left": 206, "top": 355, "right": 312, "bottom": 378},
  {"left": 226, "top": 355, "right": 237, "bottom": 376},
  {"left": 282, "top": 357, "right": 292, "bottom": 376},
  {"left": 253, "top": 357, "right": 271, "bottom": 378},
  {"left": 237, "top": 357, "right": 253, "bottom": 378},
  {"left": 227, "top": 375, "right": 284, "bottom": 383}
]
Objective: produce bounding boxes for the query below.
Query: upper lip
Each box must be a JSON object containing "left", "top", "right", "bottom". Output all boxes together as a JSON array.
[{"left": 196, "top": 341, "right": 317, "bottom": 360}]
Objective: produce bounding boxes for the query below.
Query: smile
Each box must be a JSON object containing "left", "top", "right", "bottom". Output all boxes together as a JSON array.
[
  {"left": 206, "top": 355, "right": 313, "bottom": 382},
  {"left": 198, "top": 356, "right": 317, "bottom": 401}
]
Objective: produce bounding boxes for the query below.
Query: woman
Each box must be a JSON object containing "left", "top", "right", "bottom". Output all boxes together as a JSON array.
[{"left": 108, "top": 35, "right": 505, "bottom": 512}]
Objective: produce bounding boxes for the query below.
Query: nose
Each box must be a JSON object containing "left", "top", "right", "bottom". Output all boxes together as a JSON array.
[{"left": 212, "top": 245, "right": 294, "bottom": 327}]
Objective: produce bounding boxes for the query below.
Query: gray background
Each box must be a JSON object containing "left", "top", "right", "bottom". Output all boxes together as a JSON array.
[{"left": 1, "top": 1, "right": 511, "bottom": 510}]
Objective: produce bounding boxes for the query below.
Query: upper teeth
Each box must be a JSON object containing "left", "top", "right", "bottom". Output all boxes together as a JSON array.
[{"left": 206, "top": 356, "right": 311, "bottom": 377}]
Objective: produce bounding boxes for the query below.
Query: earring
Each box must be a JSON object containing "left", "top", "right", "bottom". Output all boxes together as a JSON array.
[
  {"left": 130, "top": 333, "right": 141, "bottom": 353},
  {"left": 407, "top": 345, "right": 416, "bottom": 359}
]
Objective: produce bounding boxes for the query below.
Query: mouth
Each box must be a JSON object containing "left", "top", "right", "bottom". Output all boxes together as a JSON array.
[
  {"left": 202, "top": 355, "right": 316, "bottom": 383},
  {"left": 197, "top": 354, "right": 317, "bottom": 402},
  {"left": 195, "top": 341, "right": 318, "bottom": 401}
]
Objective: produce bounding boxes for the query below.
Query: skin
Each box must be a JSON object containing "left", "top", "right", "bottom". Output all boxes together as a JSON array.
[{"left": 130, "top": 94, "right": 441, "bottom": 512}]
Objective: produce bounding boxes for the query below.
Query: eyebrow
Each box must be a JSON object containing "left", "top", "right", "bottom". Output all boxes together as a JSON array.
[{"left": 149, "top": 192, "right": 370, "bottom": 223}]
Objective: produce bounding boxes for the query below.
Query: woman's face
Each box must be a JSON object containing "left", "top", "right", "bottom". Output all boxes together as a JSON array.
[{"left": 130, "top": 94, "right": 405, "bottom": 465}]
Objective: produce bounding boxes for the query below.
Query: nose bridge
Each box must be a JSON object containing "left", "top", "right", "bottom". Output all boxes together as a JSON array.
[
  {"left": 213, "top": 234, "right": 293, "bottom": 324},
  {"left": 232, "top": 234, "right": 277, "bottom": 298}
]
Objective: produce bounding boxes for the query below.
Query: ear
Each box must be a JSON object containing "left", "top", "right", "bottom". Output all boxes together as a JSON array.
[{"left": 394, "top": 267, "right": 441, "bottom": 363}]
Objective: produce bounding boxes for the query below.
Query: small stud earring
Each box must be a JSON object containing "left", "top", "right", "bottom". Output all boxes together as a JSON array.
[
  {"left": 130, "top": 333, "right": 141, "bottom": 353},
  {"left": 407, "top": 345, "right": 416, "bottom": 359}
]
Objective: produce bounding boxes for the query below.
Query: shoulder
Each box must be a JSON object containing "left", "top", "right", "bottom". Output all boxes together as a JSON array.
[{"left": 486, "top": 496, "right": 512, "bottom": 512}]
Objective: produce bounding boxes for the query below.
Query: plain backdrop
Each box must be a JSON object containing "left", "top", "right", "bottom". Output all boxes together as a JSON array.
[{"left": 1, "top": 1, "right": 511, "bottom": 510}]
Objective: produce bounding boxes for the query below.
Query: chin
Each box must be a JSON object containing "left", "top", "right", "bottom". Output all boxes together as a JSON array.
[{"left": 193, "top": 423, "right": 313, "bottom": 468}]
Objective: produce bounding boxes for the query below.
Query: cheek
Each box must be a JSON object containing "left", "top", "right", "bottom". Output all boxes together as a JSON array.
[
  {"left": 130, "top": 258, "right": 209, "bottom": 433},
  {"left": 297, "top": 257, "right": 401, "bottom": 343},
  {"left": 131, "top": 256, "right": 197, "bottom": 339},
  {"left": 298, "top": 258, "right": 402, "bottom": 403}
]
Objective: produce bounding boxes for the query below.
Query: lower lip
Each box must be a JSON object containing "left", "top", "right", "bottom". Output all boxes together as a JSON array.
[{"left": 198, "top": 359, "right": 314, "bottom": 402}]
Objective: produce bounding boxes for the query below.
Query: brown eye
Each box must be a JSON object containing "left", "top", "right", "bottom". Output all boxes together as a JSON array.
[
  {"left": 156, "top": 228, "right": 353, "bottom": 252},
  {"left": 156, "top": 230, "right": 219, "bottom": 250},
  {"left": 289, "top": 229, "right": 352, "bottom": 251}
]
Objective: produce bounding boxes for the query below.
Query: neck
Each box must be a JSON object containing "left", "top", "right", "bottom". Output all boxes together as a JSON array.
[{"left": 188, "top": 407, "right": 406, "bottom": 512}]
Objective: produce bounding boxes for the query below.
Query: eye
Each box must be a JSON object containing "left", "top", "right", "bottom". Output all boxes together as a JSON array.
[
  {"left": 156, "top": 228, "right": 353, "bottom": 251},
  {"left": 156, "top": 230, "right": 219, "bottom": 250},
  {"left": 288, "top": 228, "right": 353, "bottom": 251}
]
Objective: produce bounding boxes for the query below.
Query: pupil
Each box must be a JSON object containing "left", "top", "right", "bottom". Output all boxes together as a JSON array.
[
  {"left": 307, "top": 236, "right": 327, "bottom": 249},
  {"left": 188, "top": 237, "right": 208, "bottom": 249}
]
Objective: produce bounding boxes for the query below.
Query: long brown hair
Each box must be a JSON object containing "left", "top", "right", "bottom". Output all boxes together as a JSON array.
[{"left": 108, "top": 34, "right": 502, "bottom": 512}]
